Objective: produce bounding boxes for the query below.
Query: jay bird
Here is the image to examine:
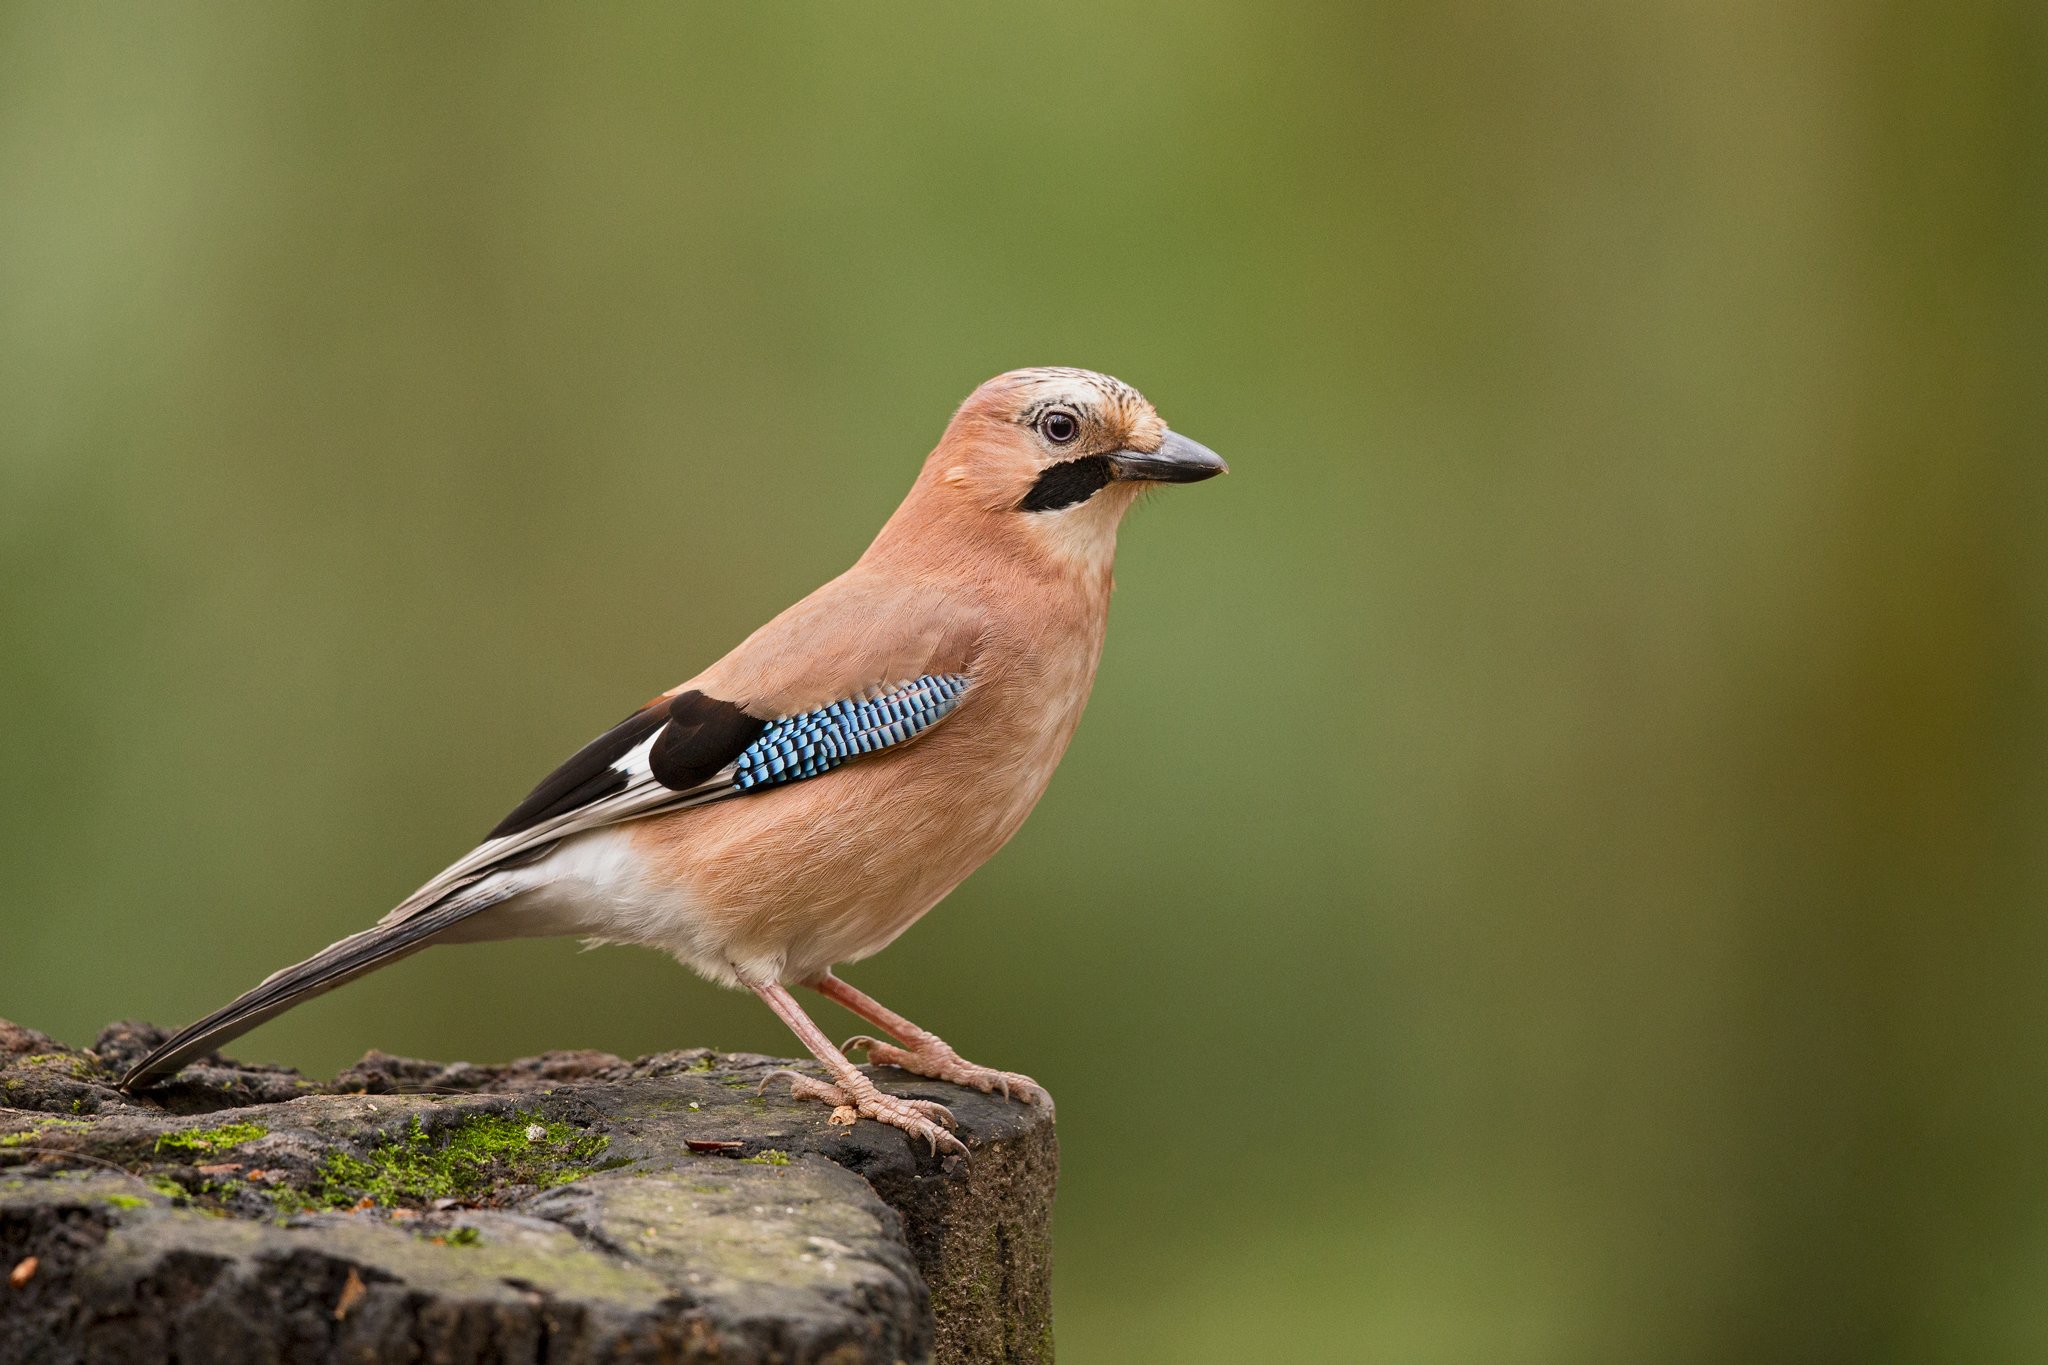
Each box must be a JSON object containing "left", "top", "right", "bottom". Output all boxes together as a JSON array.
[{"left": 121, "top": 367, "right": 1226, "bottom": 1155}]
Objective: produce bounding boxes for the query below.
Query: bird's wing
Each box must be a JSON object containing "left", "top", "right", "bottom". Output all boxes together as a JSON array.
[
  {"left": 121, "top": 583, "right": 987, "bottom": 1091},
  {"left": 378, "top": 576, "right": 989, "bottom": 928},
  {"left": 686, "top": 569, "right": 991, "bottom": 718}
]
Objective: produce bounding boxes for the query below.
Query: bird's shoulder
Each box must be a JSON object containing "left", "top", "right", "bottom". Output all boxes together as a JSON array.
[
  {"left": 681, "top": 568, "right": 991, "bottom": 718},
  {"left": 482, "top": 572, "right": 988, "bottom": 845}
]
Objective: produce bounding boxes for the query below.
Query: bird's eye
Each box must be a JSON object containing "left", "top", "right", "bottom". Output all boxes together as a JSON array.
[{"left": 1039, "top": 410, "right": 1080, "bottom": 445}]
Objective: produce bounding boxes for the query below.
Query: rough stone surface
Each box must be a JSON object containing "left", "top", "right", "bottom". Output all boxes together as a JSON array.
[{"left": 0, "top": 1019, "right": 1056, "bottom": 1364}]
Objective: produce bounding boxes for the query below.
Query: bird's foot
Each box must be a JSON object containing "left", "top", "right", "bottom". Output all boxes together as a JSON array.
[
  {"left": 842, "top": 1035, "right": 1053, "bottom": 1113},
  {"left": 759, "top": 1068, "right": 968, "bottom": 1158}
]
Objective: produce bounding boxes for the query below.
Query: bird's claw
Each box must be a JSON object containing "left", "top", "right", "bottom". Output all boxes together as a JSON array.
[
  {"left": 764, "top": 1067, "right": 966, "bottom": 1158},
  {"left": 862, "top": 1093, "right": 966, "bottom": 1157},
  {"left": 841, "top": 1035, "right": 1054, "bottom": 1113}
]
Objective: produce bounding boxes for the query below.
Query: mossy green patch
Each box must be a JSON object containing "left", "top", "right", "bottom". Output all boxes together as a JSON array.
[
  {"left": 0, "top": 1117, "right": 89, "bottom": 1148},
  {"left": 286, "top": 1112, "right": 614, "bottom": 1211},
  {"left": 154, "top": 1121, "right": 267, "bottom": 1156},
  {"left": 101, "top": 1192, "right": 149, "bottom": 1209},
  {"left": 432, "top": 1225, "right": 482, "bottom": 1247},
  {"left": 16, "top": 1052, "right": 99, "bottom": 1080},
  {"left": 742, "top": 1149, "right": 791, "bottom": 1166}
]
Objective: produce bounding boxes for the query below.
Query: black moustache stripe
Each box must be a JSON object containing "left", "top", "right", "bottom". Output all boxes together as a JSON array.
[{"left": 1018, "top": 455, "right": 1114, "bottom": 512}]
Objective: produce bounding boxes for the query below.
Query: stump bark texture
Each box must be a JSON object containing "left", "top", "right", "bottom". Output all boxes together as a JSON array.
[{"left": 0, "top": 1019, "right": 1056, "bottom": 1364}]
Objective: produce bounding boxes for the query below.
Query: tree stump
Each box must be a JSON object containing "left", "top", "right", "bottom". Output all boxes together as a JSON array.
[{"left": 0, "top": 1019, "right": 1056, "bottom": 1364}]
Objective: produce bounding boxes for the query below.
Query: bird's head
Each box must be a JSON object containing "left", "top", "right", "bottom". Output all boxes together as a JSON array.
[{"left": 906, "top": 367, "right": 1226, "bottom": 576}]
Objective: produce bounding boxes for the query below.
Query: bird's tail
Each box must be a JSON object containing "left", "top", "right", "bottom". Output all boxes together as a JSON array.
[{"left": 119, "top": 877, "right": 522, "bottom": 1091}]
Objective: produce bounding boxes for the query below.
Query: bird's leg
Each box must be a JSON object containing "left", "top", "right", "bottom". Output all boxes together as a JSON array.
[
  {"left": 805, "top": 971, "right": 1053, "bottom": 1111},
  {"left": 749, "top": 979, "right": 968, "bottom": 1158}
]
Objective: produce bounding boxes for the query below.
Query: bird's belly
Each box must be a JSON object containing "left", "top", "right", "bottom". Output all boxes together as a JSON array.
[
  {"left": 443, "top": 826, "right": 728, "bottom": 968},
  {"left": 631, "top": 695, "right": 1079, "bottom": 985}
]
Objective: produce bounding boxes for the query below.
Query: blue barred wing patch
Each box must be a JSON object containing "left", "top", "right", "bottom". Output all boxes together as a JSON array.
[{"left": 731, "top": 674, "right": 971, "bottom": 793}]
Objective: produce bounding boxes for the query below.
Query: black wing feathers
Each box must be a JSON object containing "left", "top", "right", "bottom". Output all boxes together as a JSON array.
[
  {"left": 487, "top": 705, "right": 668, "bottom": 839},
  {"left": 487, "top": 690, "right": 766, "bottom": 840},
  {"left": 649, "top": 690, "right": 766, "bottom": 790}
]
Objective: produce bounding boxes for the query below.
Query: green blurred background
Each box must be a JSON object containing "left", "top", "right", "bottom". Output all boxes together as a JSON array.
[{"left": 2, "top": 3, "right": 2043, "bottom": 1360}]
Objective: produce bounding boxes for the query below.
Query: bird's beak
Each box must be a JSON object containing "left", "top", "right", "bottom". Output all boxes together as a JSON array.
[{"left": 1111, "top": 432, "right": 1229, "bottom": 485}]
